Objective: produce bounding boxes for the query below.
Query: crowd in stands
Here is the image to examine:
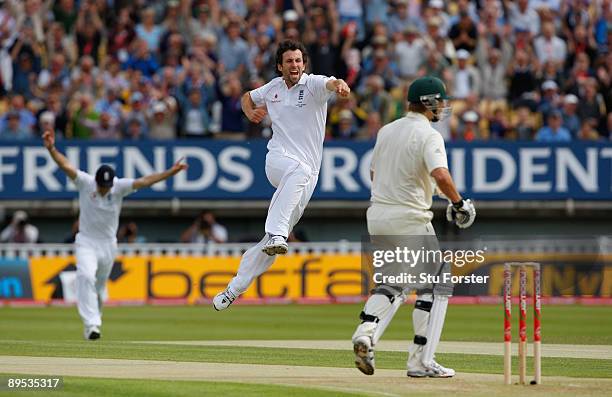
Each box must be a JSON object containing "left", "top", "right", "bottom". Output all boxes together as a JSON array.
[{"left": 0, "top": 0, "right": 609, "bottom": 142}]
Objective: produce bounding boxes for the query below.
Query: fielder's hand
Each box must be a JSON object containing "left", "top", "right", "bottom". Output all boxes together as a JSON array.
[
  {"left": 170, "top": 157, "right": 189, "bottom": 174},
  {"left": 42, "top": 129, "right": 55, "bottom": 150},
  {"left": 446, "top": 199, "right": 476, "bottom": 229}
]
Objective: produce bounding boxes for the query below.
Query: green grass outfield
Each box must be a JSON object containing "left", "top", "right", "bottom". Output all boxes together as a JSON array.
[{"left": 1, "top": 304, "right": 611, "bottom": 397}]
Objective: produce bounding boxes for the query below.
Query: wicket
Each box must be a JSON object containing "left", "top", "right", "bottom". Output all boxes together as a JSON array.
[{"left": 503, "top": 262, "right": 542, "bottom": 385}]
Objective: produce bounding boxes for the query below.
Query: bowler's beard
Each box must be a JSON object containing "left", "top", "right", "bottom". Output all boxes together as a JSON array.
[{"left": 284, "top": 70, "right": 303, "bottom": 87}]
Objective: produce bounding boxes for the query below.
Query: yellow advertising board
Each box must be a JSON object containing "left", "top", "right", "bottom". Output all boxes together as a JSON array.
[{"left": 25, "top": 253, "right": 612, "bottom": 302}]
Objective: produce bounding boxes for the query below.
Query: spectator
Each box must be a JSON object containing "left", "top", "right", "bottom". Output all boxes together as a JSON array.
[
  {"left": 53, "top": 0, "right": 78, "bottom": 34},
  {"left": 0, "top": 110, "right": 32, "bottom": 139},
  {"left": 451, "top": 49, "right": 481, "bottom": 100},
  {"left": 75, "top": 0, "right": 103, "bottom": 63},
  {"left": 448, "top": 11, "right": 478, "bottom": 53},
  {"left": 0, "top": 211, "right": 39, "bottom": 243},
  {"left": 513, "top": 106, "right": 537, "bottom": 140},
  {"left": 46, "top": 22, "right": 77, "bottom": 66},
  {"left": 534, "top": 21, "right": 567, "bottom": 67},
  {"left": 68, "top": 92, "right": 100, "bottom": 139},
  {"left": 148, "top": 98, "right": 177, "bottom": 140},
  {"left": 487, "top": 108, "right": 510, "bottom": 139},
  {"left": 218, "top": 20, "right": 249, "bottom": 75},
  {"left": 364, "top": 49, "right": 400, "bottom": 91},
  {"left": 478, "top": 46, "right": 511, "bottom": 100},
  {"left": 359, "top": 75, "right": 392, "bottom": 124},
  {"left": 395, "top": 25, "right": 426, "bottom": 80},
  {"left": 577, "top": 78, "right": 607, "bottom": 134},
  {"left": 83, "top": 111, "right": 121, "bottom": 140},
  {"left": 179, "top": 87, "right": 211, "bottom": 138},
  {"left": 70, "top": 55, "right": 99, "bottom": 96},
  {"left": 118, "top": 221, "right": 147, "bottom": 243},
  {"left": 125, "top": 118, "right": 146, "bottom": 140},
  {"left": 538, "top": 80, "right": 562, "bottom": 122},
  {"left": 136, "top": 7, "right": 165, "bottom": 53},
  {"left": 181, "top": 211, "right": 228, "bottom": 243},
  {"left": 124, "top": 91, "right": 149, "bottom": 136},
  {"left": 95, "top": 88, "right": 123, "bottom": 121},
  {"left": 535, "top": 110, "right": 572, "bottom": 142},
  {"left": 427, "top": 0, "right": 450, "bottom": 36},
  {"left": 333, "top": 109, "right": 359, "bottom": 139},
  {"left": 561, "top": 94, "right": 581, "bottom": 138},
  {"left": 357, "top": 111, "right": 382, "bottom": 140},
  {"left": 125, "top": 39, "right": 160, "bottom": 78},
  {"left": 508, "top": 0, "right": 540, "bottom": 37},
  {"left": 187, "top": 3, "right": 221, "bottom": 42},
  {"left": 37, "top": 53, "right": 70, "bottom": 93},
  {"left": 308, "top": 30, "right": 343, "bottom": 77},
  {"left": 37, "top": 94, "right": 67, "bottom": 137},
  {"left": 508, "top": 49, "right": 538, "bottom": 107},
  {"left": 388, "top": 0, "right": 421, "bottom": 37},
  {"left": 364, "top": 0, "right": 389, "bottom": 30},
  {"left": 577, "top": 118, "right": 601, "bottom": 141},
  {"left": 0, "top": 95, "right": 36, "bottom": 135},
  {"left": 218, "top": 75, "right": 246, "bottom": 139},
  {"left": 108, "top": 7, "right": 136, "bottom": 63},
  {"left": 456, "top": 110, "right": 480, "bottom": 141}
]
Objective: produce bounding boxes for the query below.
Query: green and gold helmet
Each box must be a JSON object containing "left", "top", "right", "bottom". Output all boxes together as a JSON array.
[{"left": 407, "top": 76, "right": 452, "bottom": 122}]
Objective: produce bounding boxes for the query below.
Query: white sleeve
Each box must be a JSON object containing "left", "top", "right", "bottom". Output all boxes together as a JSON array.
[
  {"left": 249, "top": 79, "right": 275, "bottom": 107},
  {"left": 74, "top": 170, "right": 94, "bottom": 190},
  {"left": 114, "top": 177, "right": 136, "bottom": 197},
  {"left": 424, "top": 132, "right": 448, "bottom": 173},
  {"left": 308, "top": 74, "right": 335, "bottom": 102},
  {"left": 370, "top": 135, "right": 381, "bottom": 173}
]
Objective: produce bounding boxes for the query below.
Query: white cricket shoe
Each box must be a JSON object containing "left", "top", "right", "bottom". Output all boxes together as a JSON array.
[
  {"left": 407, "top": 359, "right": 455, "bottom": 378},
  {"left": 262, "top": 235, "right": 288, "bottom": 256},
  {"left": 84, "top": 325, "right": 100, "bottom": 340},
  {"left": 353, "top": 336, "right": 375, "bottom": 375},
  {"left": 213, "top": 287, "right": 237, "bottom": 311}
]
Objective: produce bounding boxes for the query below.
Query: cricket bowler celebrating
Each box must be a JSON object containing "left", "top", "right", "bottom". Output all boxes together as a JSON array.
[
  {"left": 351, "top": 76, "right": 476, "bottom": 377},
  {"left": 213, "top": 40, "right": 350, "bottom": 310},
  {"left": 42, "top": 128, "right": 187, "bottom": 340}
]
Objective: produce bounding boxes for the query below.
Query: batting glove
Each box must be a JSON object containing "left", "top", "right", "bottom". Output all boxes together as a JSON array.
[{"left": 446, "top": 199, "right": 476, "bottom": 229}]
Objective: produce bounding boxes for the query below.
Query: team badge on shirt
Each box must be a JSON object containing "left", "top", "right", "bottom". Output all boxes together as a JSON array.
[
  {"left": 271, "top": 93, "right": 281, "bottom": 103},
  {"left": 296, "top": 89, "right": 306, "bottom": 108}
]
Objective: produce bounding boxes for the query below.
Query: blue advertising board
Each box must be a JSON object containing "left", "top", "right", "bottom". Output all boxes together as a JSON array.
[
  {"left": 0, "top": 140, "right": 611, "bottom": 200},
  {"left": 0, "top": 258, "right": 32, "bottom": 298}
]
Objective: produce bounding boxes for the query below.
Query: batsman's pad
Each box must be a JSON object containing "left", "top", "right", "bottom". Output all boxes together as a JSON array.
[{"left": 433, "top": 262, "right": 454, "bottom": 297}]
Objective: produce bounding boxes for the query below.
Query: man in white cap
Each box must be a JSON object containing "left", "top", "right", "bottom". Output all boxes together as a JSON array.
[
  {"left": 561, "top": 94, "right": 580, "bottom": 137},
  {"left": 42, "top": 128, "right": 187, "bottom": 340},
  {"left": 452, "top": 49, "right": 480, "bottom": 99}
]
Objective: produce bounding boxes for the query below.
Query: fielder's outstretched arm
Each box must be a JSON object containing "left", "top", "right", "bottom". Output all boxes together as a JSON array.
[
  {"left": 132, "top": 159, "right": 188, "bottom": 190},
  {"left": 43, "top": 129, "right": 78, "bottom": 181}
]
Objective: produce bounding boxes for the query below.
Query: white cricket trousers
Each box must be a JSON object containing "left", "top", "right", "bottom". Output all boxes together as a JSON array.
[
  {"left": 228, "top": 152, "right": 318, "bottom": 295},
  {"left": 75, "top": 234, "right": 117, "bottom": 328}
]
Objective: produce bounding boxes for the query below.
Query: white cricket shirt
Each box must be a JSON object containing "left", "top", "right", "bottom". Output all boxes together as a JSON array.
[
  {"left": 370, "top": 112, "right": 448, "bottom": 223},
  {"left": 73, "top": 170, "right": 136, "bottom": 242},
  {"left": 250, "top": 73, "right": 334, "bottom": 172}
]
